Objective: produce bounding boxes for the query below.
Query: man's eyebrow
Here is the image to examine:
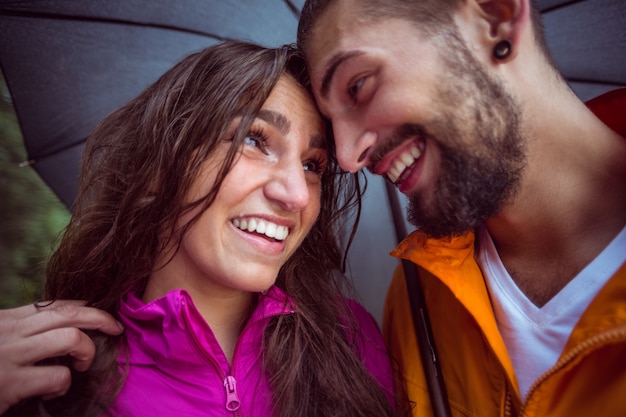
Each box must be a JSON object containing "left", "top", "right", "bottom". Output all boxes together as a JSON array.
[
  {"left": 310, "top": 133, "right": 327, "bottom": 151},
  {"left": 257, "top": 109, "right": 290, "bottom": 134},
  {"left": 320, "top": 50, "right": 364, "bottom": 100}
]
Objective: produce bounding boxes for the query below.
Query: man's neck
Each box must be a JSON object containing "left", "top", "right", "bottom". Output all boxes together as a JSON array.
[{"left": 485, "top": 94, "right": 626, "bottom": 306}]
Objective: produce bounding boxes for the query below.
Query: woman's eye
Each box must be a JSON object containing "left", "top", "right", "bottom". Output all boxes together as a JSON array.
[
  {"left": 303, "top": 158, "right": 327, "bottom": 176},
  {"left": 243, "top": 136, "right": 260, "bottom": 147},
  {"left": 243, "top": 129, "right": 268, "bottom": 154}
]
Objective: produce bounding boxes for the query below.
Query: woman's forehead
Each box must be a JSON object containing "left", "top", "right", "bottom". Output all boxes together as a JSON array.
[{"left": 261, "top": 76, "right": 325, "bottom": 136}]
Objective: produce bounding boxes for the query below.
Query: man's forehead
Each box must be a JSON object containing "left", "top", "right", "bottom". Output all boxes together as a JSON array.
[
  {"left": 318, "top": 51, "right": 365, "bottom": 100},
  {"left": 306, "top": 9, "right": 398, "bottom": 107},
  {"left": 304, "top": 0, "right": 364, "bottom": 82}
]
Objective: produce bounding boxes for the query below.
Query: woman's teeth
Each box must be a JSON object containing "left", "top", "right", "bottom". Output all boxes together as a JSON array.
[
  {"left": 387, "top": 143, "right": 423, "bottom": 183},
  {"left": 232, "top": 217, "right": 289, "bottom": 241}
]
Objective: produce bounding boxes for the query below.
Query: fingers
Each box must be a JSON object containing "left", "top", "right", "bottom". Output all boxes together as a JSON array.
[
  {"left": 10, "top": 301, "right": 124, "bottom": 338},
  {"left": 0, "top": 303, "right": 42, "bottom": 321},
  {"left": 0, "top": 301, "right": 124, "bottom": 412},
  {"left": 0, "top": 300, "right": 89, "bottom": 321},
  {"left": 14, "top": 327, "right": 98, "bottom": 371},
  {"left": 0, "top": 301, "right": 123, "bottom": 370},
  {"left": 0, "top": 365, "right": 71, "bottom": 413}
]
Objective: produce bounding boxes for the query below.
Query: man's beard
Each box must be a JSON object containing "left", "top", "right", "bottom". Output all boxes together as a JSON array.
[{"left": 406, "top": 32, "right": 526, "bottom": 238}]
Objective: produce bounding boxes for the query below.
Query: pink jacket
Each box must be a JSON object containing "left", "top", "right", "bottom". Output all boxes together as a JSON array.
[{"left": 108, "top": 286, "right": 394, "bottom": 416}]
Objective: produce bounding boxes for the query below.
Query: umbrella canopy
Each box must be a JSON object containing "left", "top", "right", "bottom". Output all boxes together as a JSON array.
[
  {"left": 541, "top": 0, "right": 626, "bottom": 100},
  {"left": 1, "top": 0, "right": 625, "bottom": 324},
  {"left": 0, "top": 0, "right": 303, "bottom": 206}
]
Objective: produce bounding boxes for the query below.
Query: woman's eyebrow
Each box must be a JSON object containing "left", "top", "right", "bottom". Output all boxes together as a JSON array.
[
  {"left": 258, "top": 109, "right": 290, "bottom": 134},
  {"left": 257, "top": 109, "right": 326, "bottom": 150}
]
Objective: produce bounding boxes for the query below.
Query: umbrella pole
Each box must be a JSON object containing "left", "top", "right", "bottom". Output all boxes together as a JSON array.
[{"left": 384, "top": 180, "right": 452, "bottom": 417}]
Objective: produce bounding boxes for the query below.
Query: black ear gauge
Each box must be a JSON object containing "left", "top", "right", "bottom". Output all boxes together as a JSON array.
[{"left": 493, "top": 40, "right": 512, "bottom": 60}]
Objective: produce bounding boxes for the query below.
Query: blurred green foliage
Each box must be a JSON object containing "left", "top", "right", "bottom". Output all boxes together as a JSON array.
[{"left": 0, "top": 74, "right": 70, "bottom": 308}]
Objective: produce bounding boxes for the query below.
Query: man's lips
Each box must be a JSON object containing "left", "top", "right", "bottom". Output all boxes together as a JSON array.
[{"left": 373, "top": 137, "right": 425, "bottom": 184}]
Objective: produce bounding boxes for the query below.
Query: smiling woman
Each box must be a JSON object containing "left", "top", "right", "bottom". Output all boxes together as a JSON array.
[{"left": 2, "top": 41, "right": 398, "bottom": 417}]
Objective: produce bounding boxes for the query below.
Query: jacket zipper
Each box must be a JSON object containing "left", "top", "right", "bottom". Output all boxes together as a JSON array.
[
  {"left": 225, "top": 317, "right": 249, "bottom": 417},
  {"left": 503, "top": 388, "right": 514, "bottom": 417},
  {"left": 224, "top": 375, "right": 242, "bottom": 414},
  {"left": 518, "top": 325, "right": 626, "bottom": 416},
  {"left": 182, "top": 293, "right": 294, "bottom": 417},
  {"left": 182, "top": 302, "right": 243, "bottom": 416},
  {"left": 218, "top": 296, "right": 294, "bottom": 417}
]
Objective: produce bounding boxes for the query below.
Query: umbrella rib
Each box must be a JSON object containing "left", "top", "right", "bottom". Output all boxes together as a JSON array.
[
  {"left": 539, "top": 0, "right": 584, "bottom": 13},
  {"left": 565, "top": 77, "right": 626, "bottom": 87},
  {"left": 283, "top": 0, "right": 301, "bottom": 18},
  {"left": 19, "top": 138, "right": 87, "bottom": 168},
  {"left": 0, "top": 8, "right": 228, "bottom": 41}
]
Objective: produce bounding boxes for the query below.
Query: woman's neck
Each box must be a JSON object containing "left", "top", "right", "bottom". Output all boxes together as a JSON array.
[
  {"left": 143, "top": 277, "right": 257, "bottom": 363},
  {"left": 195, "top": 290, "right": 257, "bottom": 363}
]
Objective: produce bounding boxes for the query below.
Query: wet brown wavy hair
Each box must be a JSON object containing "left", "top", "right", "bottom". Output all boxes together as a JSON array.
[{"left": 9, "top": 41, "right": 396, "bottom": 417}]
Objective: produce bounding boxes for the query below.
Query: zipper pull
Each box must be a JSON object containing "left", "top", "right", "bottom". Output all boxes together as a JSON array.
[{"left": 223, "top": 375, "right": 241, "bottom": 412}]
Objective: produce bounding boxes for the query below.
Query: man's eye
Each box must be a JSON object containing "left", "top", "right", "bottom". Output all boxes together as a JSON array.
[{"left": 347, "top": 77, "right": 365, "bottom": 101}]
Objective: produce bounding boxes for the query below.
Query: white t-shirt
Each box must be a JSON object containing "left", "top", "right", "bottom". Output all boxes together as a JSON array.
[{"left": 475, "top": 225, "right": 626, "bottom": 399}]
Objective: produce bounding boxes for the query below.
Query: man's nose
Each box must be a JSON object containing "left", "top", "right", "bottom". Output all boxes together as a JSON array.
[
  {"left": 264, "top": 161, "right": 310, "bottom": 212},
  {"left": 332, "top": 120, "right": 376, "bottom": 173}
]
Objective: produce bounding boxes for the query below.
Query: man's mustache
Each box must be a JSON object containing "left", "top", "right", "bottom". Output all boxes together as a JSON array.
[{"left": 368, "top": 124, "right": 428, "bottom": 169}]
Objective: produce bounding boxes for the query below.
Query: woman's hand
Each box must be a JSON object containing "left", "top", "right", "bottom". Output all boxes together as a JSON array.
[{"left": 0, "top": 301, "right": 124, "bottom": 413}]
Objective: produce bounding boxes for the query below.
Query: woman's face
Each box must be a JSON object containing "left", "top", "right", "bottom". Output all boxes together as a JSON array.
[{"left": 150, "top": 75, "right": 327, "bottom": 298}]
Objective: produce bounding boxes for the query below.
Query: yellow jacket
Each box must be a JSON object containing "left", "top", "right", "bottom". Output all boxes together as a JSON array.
[
  {"left": 383, "top": 231, "right": 626, "bottom": 417},
  {"left": 383, "top": 89, "right": 626, "bottom": 417}
]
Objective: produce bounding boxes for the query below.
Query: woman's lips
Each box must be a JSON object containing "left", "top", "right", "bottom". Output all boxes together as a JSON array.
[{"left": 232, "top": 217, "right": 289, "bottom": 241}]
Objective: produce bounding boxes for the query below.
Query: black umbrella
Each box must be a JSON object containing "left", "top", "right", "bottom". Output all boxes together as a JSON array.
[
  {"left": 1, "top": 0, "right": 624, "bottom": 208},
  {"left": 1, "top": 1, "right": 625, "bottom": 416},
  {"left": 0, "top": 0, "right": 303, "bottom": 207}
]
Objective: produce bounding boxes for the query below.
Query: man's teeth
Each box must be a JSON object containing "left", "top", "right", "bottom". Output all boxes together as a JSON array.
[
  {"left": 232, "top": 218, "right": 289, "bottom": 241},
  {"left": 387, "top": 144, "right": 423, "bottom": 183}
]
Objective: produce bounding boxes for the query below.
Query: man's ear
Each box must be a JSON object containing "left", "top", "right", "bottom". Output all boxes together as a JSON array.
[{"left": 475, "top": 0, "right": 530, "bottom": 61}]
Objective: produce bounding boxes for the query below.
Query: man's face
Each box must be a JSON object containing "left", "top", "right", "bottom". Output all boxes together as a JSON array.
[{"left": 305, "top": 0, "right": 526, "bottom": 237}]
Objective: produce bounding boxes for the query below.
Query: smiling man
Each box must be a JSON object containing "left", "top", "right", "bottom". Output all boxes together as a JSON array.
[{"left": 298, "top": 0, "right": 626, "bottom": 416}]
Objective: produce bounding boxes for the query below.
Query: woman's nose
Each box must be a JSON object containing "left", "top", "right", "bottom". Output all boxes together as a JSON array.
[
  {"left": 333, "top": 120, "right": 376, "bottom": 173},
  {"left": 264, "top": 161, "right": 310, "bottom": 212}
]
